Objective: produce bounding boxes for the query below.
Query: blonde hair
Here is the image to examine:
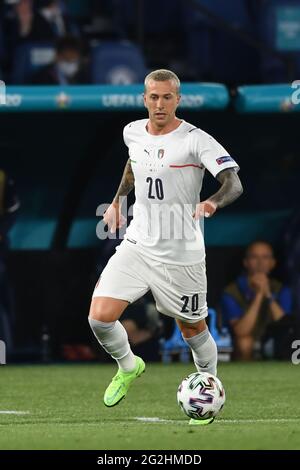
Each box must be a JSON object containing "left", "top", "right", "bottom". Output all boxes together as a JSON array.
[{"left": 144, "top": 69, "right": 180, "bottom": 94}]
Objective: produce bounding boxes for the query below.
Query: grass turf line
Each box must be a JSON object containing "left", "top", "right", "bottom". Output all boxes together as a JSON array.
[{"left": 0, "top": 362, "right": 299, "bottom": 449}]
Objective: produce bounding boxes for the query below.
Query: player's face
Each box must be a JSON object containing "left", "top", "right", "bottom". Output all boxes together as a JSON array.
[
  {"left": 243, "top": 243, "right": 276, "bottom": 275},
  {"left": 144, "top": 79, "right": 180, "bottom": 129}
]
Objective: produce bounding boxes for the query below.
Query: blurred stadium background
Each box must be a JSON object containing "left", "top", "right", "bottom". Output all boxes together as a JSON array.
[{"left": 0, "top": 0, "right": 300, "bottom": 450}]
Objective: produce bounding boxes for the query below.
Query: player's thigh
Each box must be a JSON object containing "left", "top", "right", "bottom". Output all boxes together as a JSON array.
[
  {"left": 151, "top": 261, "right": 208, "bottom": 322},
  {"left": 91, "top": 241, "right": 149, "bottom": 320}
]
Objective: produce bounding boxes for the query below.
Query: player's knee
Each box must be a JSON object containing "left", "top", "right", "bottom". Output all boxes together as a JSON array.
[
  {"left": 88, "top": 297, "right": 127, "bottom": 323},
  {"left": 88, "top": 301, "right": 115, "bottom": 322},
  {"left": 177, "top": 318, "right": 207, "bottom": 338}
]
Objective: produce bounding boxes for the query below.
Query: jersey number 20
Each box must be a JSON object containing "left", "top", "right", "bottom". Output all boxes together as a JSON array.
[
  {"left": 180, "top": 294, "right": 199, "bottom": 315},
  {"left": 146, "top": 177, "right": 164, "bottom": 200}
]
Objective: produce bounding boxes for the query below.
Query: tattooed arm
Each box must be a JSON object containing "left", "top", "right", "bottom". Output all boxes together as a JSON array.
[
  {"left": 103, "top": 159, "right": 135, "bottom": 233},
  {"left": 208, "top": 168, "right": 243, "bottom": 208},
  {"left": 194, "top": 168, "right": 243, "bottom": 219},
  {"left": 113, "top": 158, "right": 135, "bottom": 204}
]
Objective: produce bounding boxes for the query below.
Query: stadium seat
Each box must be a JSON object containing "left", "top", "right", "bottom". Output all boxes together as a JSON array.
[
  {"left": 90, "top": 40, "right": 147, "bottom": 84},
  {"left": 207, "top": 308, "right": 232, "bottom": 352},
  {"left": 11, "top": 42, "right": 55, "bottom": 84},
  {"left": 159, "top": 308, "right": 232, "bottom": 363},
  {"left": 159, "top": 322, "right": 190, "bottom": 364}
]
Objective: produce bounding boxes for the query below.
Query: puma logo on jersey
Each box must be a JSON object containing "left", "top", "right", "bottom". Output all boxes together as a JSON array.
[{"left": 144, "top": 149, "right": 150, "bottom": 156}]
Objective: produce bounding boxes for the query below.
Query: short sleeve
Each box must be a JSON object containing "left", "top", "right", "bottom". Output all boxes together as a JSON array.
[
  {"left": 123, "top": 123, "right": 130, "bottom": 148},
  {"left": 194, "top": 130, "right": 239, "bottom": 177}
]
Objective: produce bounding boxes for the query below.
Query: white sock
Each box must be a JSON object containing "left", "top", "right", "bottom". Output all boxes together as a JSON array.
[
  {"left": 89, "top": 318, "right": 136, "bottom": 372},
  {"left": 183, "top": 328, "right": 217, "bottom": 376}
]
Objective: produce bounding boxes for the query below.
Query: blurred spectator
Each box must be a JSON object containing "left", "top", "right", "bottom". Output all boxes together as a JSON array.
[
  {"left": 20, "top": 0, "right": 77, "bottom": 41},
  {"left": 2, "top": 0, "right": 79, "bottom": 81},
  {"left": 3, "top": 0, "right": 78, "bottom": 49},
  {"left": 0, "top": 168, "right": 20, "bottom": 353},
  {"left": 12, "top": 0, "right": 33, "bottom": 39},
  {"left": 29, "top": 35, "right": 88, "bottom": 84},
  {"left": 221, "top": 241, "right": 292, "bottom": 361},
  {"left": 29, "top": 0, "right": 78, "bottom": 41}
]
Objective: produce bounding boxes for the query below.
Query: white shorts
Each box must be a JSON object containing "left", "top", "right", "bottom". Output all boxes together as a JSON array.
[{"left": 93, "top": 240, "right": 208, "bottom": 323}]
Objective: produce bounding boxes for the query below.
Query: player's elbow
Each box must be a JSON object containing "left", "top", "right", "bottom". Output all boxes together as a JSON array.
[
  {"left": 227, "top": 172, "right": 243, "bottom": 202},
  {"left": 231, "top": 175, "right": 243, "bottom": 200},
  {"left": 227, "top": 181, "right": 243, "bottom": 205}
]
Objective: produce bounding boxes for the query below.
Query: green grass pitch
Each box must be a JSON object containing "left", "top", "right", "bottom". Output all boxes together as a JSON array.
[{"left": 0, "top": 362, "right": 300, "bottom": 450}]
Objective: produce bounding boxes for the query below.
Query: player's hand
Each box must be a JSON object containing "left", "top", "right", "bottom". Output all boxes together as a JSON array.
[
  {"left": 103, "top": 202, "right": 126, "bottom": 234},
  {"left": 193, "top": 200, "right": 217, "bottom": 220}
]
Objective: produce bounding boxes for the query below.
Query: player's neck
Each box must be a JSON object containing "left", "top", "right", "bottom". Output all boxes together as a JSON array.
[{"left": 146, "top": 117, "right": 182, "bottom": 135}]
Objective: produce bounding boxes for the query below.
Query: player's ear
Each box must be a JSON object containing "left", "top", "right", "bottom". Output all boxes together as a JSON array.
[
  {"left": 143, "top": 93, "right": 147, "bottom": 109},
  {"left": 176, "top": 93, "right": 181, "bottom": 105}
]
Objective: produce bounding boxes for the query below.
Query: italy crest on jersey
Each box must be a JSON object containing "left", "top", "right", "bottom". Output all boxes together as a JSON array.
[{"left": 158, "top": 148, "right": 164, "bottom": 159}]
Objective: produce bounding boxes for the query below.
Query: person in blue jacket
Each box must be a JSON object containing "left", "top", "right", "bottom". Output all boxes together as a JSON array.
[{"left": 221, "top": 241, "right": 292, "bottom": 360}]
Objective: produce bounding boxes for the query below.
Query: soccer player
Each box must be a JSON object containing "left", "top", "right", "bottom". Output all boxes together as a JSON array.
[{"left": 88, "top": 69, "right": 243, "bottom": 424}]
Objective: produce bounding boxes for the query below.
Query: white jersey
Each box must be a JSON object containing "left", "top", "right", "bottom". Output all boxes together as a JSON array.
[{"left": 123, "top": 119, "right": 239, "bottom": 265}]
